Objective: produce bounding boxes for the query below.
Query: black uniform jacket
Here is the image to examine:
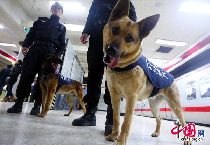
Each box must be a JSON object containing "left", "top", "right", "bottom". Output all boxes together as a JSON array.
[
  {"left": 22, "top": 15, "right": 66, "bottom": 56},
  {"left": 83, "top": 0, "right": 137, "bottom": 35}
]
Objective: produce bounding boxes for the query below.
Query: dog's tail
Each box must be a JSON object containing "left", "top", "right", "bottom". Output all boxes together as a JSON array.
[
  {"left": 75, "top": 81, "right": 83, "bottom": 98},
  {"left": 74, "top": 81, "right": 86, "bottom": 113}
]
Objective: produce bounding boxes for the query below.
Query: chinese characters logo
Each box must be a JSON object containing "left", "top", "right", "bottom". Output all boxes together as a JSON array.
[{"left": 171, "top": 122, "right": 204, "bottom": 142}]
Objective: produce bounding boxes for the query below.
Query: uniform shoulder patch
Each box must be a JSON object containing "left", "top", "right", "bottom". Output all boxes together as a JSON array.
[
  {"left": 37, "top": 17, "right": 50, "bottom": 23},
  {"left": 58, "top": 23, "right": 65, "bottom": 31}
]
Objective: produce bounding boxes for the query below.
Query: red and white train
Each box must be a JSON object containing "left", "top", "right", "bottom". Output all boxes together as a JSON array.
[{"left": 134, "top": 34, "right": 210, "bottom": 126}]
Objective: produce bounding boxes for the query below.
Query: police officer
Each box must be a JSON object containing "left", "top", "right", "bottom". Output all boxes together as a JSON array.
[
  {"left": 7, "top": 2, "right": 66, "bottom": 115},
  {"left": 2, "top": 60, "right": 22, "bottom": 102},
  {"left": 0, "top": 65, "right": 12, "bottom": 96},
  {"left": 72, "top": 0, "right": 137, "bottom": 136}
]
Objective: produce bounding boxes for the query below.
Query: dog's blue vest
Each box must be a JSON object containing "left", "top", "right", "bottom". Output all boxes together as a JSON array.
[
  {"left": 56, "top": 74, "right": 74, "bottom": 90},
  {"left": 110, "top": 55, "right": 174, "bottom": 97}
]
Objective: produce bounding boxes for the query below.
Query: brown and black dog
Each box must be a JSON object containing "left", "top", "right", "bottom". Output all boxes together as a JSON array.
[
  {"left": 103, "top": 0, "right": 190, "bottom": 145},
  {"left": 37, "top": 55, "right": 86, "bottom": 117}
]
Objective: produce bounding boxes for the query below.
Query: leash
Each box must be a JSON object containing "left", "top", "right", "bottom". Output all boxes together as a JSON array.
[
  {"left": 50, "top": 38, "right": 69, "bottom": 110},
  {"left": 59, "top": 38, "right": 69, "bottom": 73}
]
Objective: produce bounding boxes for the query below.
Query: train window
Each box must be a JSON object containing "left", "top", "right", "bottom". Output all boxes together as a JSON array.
[
  {"left": 186, "top": 81, "right": 197, "bottom": 100},
  {"left": 199, "top": 76, "right": 210, "bottom": 98}
]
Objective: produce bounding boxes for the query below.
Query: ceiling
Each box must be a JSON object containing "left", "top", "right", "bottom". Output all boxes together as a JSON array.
[{"left": 1, "top": 0, "right": 210, "bottom": 75}]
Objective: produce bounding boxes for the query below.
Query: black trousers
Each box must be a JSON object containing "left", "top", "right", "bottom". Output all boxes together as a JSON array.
[
  {"left": 6, "top": 83, "right": 14, "bottom": 97},
  {"left": 6, "top": 77, "right": 18, "bottom": 97},
  {"left": 15, "top": 45, "right": 55, "bottom": 106},
  {"left": 0, "top": 80, "right": 6, "bottom": 96},
  {"left": 86, "top": 32, "right": 112, "bottom": 113}
]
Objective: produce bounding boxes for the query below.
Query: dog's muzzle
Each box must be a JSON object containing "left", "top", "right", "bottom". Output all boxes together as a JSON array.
[
  {"left": 104, "top": 55, "right": 111, "bottom": 63},
  {"left": 103, "top": 45, "right": 121, "bottom": 68},
  {"left": 106, "top": 45, "right": 119, "bottom": 57},
  {"left": 103, "top": 54, "right": 120, "bottom": 69}
]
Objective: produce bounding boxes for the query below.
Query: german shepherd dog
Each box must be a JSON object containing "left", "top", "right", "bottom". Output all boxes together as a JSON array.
[
  {"left": 103, "top": 0, "right": 190, "bottom": 145},
  {"left": 37, "top": 55, "right": 86, "bottom": 117}
]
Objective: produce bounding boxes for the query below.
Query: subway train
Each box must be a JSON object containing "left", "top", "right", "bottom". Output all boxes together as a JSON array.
[{"left": 134, "top": 34, "right": 210, "bottom": 126}]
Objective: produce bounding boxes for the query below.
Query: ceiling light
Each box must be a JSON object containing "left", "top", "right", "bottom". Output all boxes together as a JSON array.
[
  {"left": 50, "top": 1, "right": 85, "bottom": 14},
  {"left": 155, "top": 39, "right": 187, "bottom": 47},
  {"left": 0, "top": 43, "right": 17, "bottom": 47},
  {"left": 179, "top": 1, "right": 210, "bottom": 15},
  {"left": 0, "top": 24, "right": 4, "bottom": 29},
  {"left": 64, "top": 24, "right": 84, "bottom": 32}
]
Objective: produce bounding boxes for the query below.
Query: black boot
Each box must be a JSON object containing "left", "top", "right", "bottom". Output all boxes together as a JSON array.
[
  {"left": 72, "top": 107, "right": 96, "bottom": 126},
  {"left": 30, "top": 105, "right": 40, "bottom": 116},
  {"left": 7, "top": 101, "right": 23, "bottom": 113},
  {"left": 104, "top": 105, "right": 113, "bottom": 136}
]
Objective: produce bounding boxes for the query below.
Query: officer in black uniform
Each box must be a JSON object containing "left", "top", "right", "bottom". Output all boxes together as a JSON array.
[
  {"left": 2, "top": 60, "right": 22, "bottom": 102},
  {"left": 0, "top": 65, "right": 12, "bottom": 96},
  {"left": 72, "top": 0, "right": 137, "bottom": 136},
  {"left": 7, "top": 2, "right": 66, "bottom": 115}
]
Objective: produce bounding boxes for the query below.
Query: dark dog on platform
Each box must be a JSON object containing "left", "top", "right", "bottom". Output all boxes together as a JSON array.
[{"left": 37, "top": 55, "right": 86, "bottom": 117}]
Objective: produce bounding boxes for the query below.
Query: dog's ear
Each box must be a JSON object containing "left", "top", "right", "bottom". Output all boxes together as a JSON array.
[
  {"left": 46, "top": 55, "right": 63, "bottom": 65},
  {"left": 109, "top": 0, "right": 130, "bottom": 21},
  {"left": 138, "top": 14, "right": 160, "bottom": 39},
  {"left": 54, "top": 57, "right": 63, "bottom": 65},
  {"left": 46, "top": 54, "right": 55, "bottom": 61}
]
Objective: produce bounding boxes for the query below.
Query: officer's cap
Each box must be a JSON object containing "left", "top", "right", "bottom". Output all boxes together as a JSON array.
[{"left": 51, "top": 2, "right": 63, "bottom": 12}]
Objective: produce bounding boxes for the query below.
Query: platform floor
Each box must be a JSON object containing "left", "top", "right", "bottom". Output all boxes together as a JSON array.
[{"left": 0, "top": 102, "right": 209, "bottom": 145}]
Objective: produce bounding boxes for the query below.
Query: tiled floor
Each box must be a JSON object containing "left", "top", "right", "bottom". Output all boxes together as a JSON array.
[{"left": 0, "top": 102, "right": 209, "bottom": 145}]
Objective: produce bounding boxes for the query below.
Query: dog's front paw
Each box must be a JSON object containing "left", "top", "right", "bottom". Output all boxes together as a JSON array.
[
  {"left": 36, "top": 113, "right": 45, "bottom": 118},
  {"left": 106, "top": 131, "right": 119, "bottom": 142},
  {"left": 113, "top": 141, "right": 125, "bottom": 145},
  {"left": 64, "top": 114, "right": 69, "bottom": 116},
  {"left": 151, "top": 132, "right": 160, "bottom": 137}
]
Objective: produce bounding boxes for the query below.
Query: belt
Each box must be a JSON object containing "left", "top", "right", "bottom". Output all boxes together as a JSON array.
[{"left": 34, "top": 41, "right": 55, "bottom": 47}]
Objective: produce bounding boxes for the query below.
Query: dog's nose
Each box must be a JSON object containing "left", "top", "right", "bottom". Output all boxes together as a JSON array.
[
  {"left": 103, "top": 55, "right": 111, "bottom": 63},
  {"left": 106, "top": 45, "right": 118, "bottom": 56}
]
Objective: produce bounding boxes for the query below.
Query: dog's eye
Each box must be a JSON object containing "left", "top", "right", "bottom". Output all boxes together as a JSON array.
[
  {"left": 111, "top": 27, "right": 120, "bottom": 35},
  {"left": 125, "top": 34, "right": 134, "bottom": 43}
]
